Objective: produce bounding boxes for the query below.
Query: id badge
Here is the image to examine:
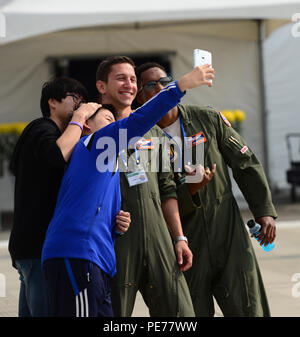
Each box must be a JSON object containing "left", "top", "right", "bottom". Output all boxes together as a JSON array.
[{"left": 125, "top": 170, "right": 148, "bottom": 187}]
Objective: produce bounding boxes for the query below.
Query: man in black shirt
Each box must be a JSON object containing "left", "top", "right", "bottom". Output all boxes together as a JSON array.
[{"left": 9, "top": 77, "right": 101, "bottom": 316}]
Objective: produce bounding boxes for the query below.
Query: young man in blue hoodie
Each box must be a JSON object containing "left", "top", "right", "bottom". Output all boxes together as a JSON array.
[{"left": 41, "top": 64, "right": 214, "bottom": 317}]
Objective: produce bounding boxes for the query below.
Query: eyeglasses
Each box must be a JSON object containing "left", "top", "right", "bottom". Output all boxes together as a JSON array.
[
  {"left": 66, "top": 93, "right": 82, "bottom": 103},
  {"left": 138, "top": 76, "right": 173, "bottom": 93},
  {"left": 66, "top": 93, "right": 84, "bottom": 110}
]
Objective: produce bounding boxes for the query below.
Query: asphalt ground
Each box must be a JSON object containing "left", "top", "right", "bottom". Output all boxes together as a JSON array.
[{"left": 0, "top": 199, "right": 299, "bottom": 317}]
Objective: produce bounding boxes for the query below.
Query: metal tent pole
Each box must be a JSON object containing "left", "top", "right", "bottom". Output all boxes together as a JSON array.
[{"left": 257, "top": 19, "right": 271, "bottom": 186}]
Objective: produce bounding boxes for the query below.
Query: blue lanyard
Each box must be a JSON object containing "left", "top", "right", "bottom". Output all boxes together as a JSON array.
[
  {"left": 163, "top": 117, "right": 192, "bottom": 170},
  {"left": 179, "top": 117, "right": 192, "bottom": 166},
  {"left": 135, "top": 147, "right": 140, "bottom": 165},
  {"left": 120, "top": 147, "right": 140, "bottom": 168}
]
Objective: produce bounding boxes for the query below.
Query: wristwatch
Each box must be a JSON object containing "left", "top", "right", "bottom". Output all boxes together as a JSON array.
[{"left": 174, "top": 236, "right": 188, "bottom": 244}]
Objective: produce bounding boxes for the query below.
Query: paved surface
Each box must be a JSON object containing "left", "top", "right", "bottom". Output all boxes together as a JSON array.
[{"left": 0, "top": 199, "right": 300, "bottom": 317}]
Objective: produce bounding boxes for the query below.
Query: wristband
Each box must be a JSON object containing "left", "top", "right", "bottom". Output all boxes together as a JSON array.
[
  {"left": 69, "top": 121, "right": 83, "bottom": 131},
  {"left": 174, "top": 235, "right": 188, "bottom": 244}
]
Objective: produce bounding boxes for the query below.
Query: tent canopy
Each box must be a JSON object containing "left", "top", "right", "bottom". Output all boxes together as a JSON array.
[{"left": 1, "top": 0, "right": 300, "bottom": 44}]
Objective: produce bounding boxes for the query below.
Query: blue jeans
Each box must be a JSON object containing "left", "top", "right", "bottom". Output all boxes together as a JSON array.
[{"left": 15, "top": 259, "right": 49, "bottom": 317}]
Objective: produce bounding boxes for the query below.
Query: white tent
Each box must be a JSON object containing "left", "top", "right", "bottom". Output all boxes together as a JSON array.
[
  {"left": 1, "top": 0, "right": 300, "bottom": 45},
  {"left": 0, "top": 0, "right": 299, "bottom": 218},
  {"left": 264, "top": 22, "right": 300, "bottom": 191}
]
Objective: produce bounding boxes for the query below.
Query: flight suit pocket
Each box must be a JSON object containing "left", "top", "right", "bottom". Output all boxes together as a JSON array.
[
  {"left": 241, "top": 270, "right": 252, "bottom": 310},
  {"left": 224, "top": 135, "right": 251, "bottom": 162},
  {"left": 142, "top": 281, "right": 161, "bottom": 312},
  {"left": 150, "top": 191, "right": 161, "bottom": 207},
  {"left": 240, "top": 268, "right": 264, "bottom": 316},
  {"left": 142, "top": 269, "right": 179, "bottom": 316}
]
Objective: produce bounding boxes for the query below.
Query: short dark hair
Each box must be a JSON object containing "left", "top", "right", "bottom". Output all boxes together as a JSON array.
[
  {"left": 135, "top": 62, "right": 167, "bottom": 86},
  {"left": 89, "top": 103, "right": 117, "bottom": 121},
  {"left": 40, "top": 77, "right": 89, "bottom": 118},
  {"left": 95, "top": 56, "right": 135, "bottom": 82}
]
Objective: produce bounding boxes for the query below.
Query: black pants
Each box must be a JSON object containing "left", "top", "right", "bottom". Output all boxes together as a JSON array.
[{"left": 43, "top": 258, "right": 113, "bottom": 317}]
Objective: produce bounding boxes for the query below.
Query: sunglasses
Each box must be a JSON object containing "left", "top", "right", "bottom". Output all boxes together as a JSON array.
[{"left": 138, "top": 76, "right": 173, "bottom": 93}]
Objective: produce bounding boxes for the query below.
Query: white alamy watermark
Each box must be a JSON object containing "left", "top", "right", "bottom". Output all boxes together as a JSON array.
[
  {"left": 0, "top": 273, "right": 6, "bottom": 297},
  {"left": 94, "top": 129, "right": 205, "bottom": 183},
  {"left": 291, "top": 273, "right": 300, "bottom": 298},
  {"left": 0, "top": 11, "right": 6, "bottom": 38},
  {"left": 291, "top": 13, "right": 300, "bottom": 38}
]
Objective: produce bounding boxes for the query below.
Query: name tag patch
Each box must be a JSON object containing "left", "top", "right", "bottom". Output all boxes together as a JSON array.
[
  {"left": 187, "top": 132, "right": 206, "bottom": 148},
  {"left": 135, "top": 139, "right": 154, "bottom": 150}
]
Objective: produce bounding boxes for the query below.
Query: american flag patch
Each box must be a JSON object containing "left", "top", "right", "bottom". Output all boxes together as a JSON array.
[
  {"left": 135, "top": 138, "right": 154, "bottom": 150},
  {"left": 219, "top": 112, "right": 232, "bottom": 127},
  {"left": 187, "top": 132, "right": 207, "bottom": 148}
]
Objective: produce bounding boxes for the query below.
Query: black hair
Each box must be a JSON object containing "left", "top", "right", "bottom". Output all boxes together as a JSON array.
[
  {"left": 89, "top": 103, "right": 117, "bottom": 121},
  {"left": 135, "top": 62, "right": 167, "bottom": 86},
  {"left": 40, "top": 77, "right": 89, "bottom": 117}
]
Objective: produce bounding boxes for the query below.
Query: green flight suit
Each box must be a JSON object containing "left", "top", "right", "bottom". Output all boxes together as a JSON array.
[
  {"left": 174, "top": 104, "right": 277, "bottom": 317},
  {"left": 110, "top": 125, "right": 195, "bottom": 317}
]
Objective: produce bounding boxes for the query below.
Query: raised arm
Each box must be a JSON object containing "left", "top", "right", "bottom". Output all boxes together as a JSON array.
[{"left": 91, "top": 65, "right": 214, "bottom": 154}]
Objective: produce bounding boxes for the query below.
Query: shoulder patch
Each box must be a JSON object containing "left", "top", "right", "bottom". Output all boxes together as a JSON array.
[{"left": 219, "top": 111, "right": 231, "bottom": 127}]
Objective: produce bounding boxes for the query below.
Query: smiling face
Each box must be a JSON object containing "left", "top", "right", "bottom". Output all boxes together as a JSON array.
[{"left": 97, "top": 63, "right": 137, "bottom": 109}]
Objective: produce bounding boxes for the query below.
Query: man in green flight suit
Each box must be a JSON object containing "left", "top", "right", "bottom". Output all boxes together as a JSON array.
[
  {"left": 95, "top": 56, "right": 214, "bottom": 317},
  {"left": 136, "top": 62, "right": 277, "bottom": 317}
]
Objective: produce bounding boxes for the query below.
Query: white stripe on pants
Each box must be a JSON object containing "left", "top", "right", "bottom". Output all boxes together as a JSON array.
[{"left": 75, "top": 288, "right": 89, "bottom": 317}]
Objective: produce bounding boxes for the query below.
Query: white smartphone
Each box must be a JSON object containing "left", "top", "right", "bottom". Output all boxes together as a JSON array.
[
  {"left": 193, "top": 49, "right": 212, "bottom": 68},
  {"left": 193, "top": 49, "right": 212, "bottom": 83}
]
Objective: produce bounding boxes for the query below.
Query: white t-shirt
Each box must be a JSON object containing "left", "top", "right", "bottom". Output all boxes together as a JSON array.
[{"left": 163, "top": 118, "right": 183, "bottom": 150}]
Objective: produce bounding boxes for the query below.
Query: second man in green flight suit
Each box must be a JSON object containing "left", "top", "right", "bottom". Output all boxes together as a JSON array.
[{"left": 136, "top": 62, "right": 277, "bottom": 317}]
